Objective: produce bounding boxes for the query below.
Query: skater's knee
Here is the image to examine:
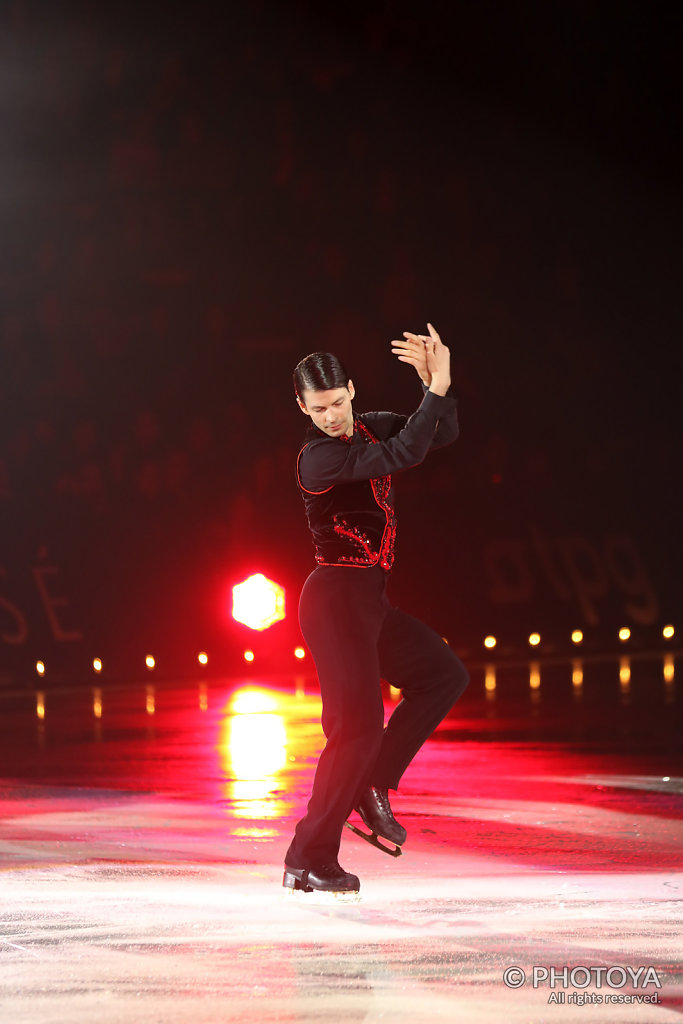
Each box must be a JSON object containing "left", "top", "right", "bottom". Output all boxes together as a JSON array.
[
  {"left": 323, "top": 701, "right": 384, "bottom": 745},
  {"left": 442, "top": 652, "right": 469, "bottom": 702},
  {"left": 457, "top": 662, "right": 470, "bottom": 697}
]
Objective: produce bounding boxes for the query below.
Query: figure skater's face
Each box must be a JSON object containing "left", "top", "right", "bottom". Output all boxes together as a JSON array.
[{"left": 297, "top": 382, "right": 356, "bottom": 438}]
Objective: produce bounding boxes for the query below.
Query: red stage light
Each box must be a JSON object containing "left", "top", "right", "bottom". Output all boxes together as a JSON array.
[{"left": 232, "top": 574, "right": 286, "bottom": 631}]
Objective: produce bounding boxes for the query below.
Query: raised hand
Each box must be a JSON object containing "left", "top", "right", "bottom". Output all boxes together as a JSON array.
[
  {"left": 391, "top": 323, "right": 450, "bottom": 395},
  {"left": 391, "top": 329, "right": 433, "bottom": 386}
]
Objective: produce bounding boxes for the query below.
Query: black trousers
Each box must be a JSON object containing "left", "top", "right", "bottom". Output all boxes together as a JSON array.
[{"left": 285, "top": 564, "right": 469, "bottom": 868}]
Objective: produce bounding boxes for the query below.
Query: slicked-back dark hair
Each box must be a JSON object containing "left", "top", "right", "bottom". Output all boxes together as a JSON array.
[{"left": 293, "top": 352, "right": 351, "bottom": 403}]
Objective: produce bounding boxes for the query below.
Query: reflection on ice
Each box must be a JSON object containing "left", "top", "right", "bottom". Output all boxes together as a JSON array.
[
  {"left": 220, "top": 687, "right": 289, "bottom": 827},
  {"left": 93, "top": 687, "right": 103, "bottom": 718}
]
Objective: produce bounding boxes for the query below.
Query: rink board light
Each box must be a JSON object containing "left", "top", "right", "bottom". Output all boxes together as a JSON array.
[{"left": 232, "top": 574, "right": 285, "bottom": 631}]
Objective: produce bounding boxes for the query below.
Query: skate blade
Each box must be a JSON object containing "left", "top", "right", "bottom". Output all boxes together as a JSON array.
[
  {"left": 282, "top": 886, "right": 361, "bottom": 904},
  {"left": 344, "top": 820, "right": 402, "bottom": 857}
]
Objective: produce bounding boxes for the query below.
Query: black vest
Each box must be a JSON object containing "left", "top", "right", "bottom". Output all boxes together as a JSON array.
[{"left": 297, "top": 417, "right": 397, "bottom": 570}]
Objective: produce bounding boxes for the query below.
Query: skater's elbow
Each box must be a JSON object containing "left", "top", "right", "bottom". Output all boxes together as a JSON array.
[{"left": 431, "top": 416, "right": 460, "bottom": 449}]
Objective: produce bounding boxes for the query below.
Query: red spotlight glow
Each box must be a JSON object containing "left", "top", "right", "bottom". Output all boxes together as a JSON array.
[{"left": 232, "top": 574, "right": 286, "bottom": 631}]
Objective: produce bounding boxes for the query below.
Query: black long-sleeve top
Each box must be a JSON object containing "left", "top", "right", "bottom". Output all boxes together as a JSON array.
[{"left": 297, "top": 387, "right": 459, "bottom": 570}]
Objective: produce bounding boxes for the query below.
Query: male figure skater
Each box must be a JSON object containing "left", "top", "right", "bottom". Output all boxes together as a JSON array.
[{"left": 284, "top": 323, "right": 468, "bottom": 897}]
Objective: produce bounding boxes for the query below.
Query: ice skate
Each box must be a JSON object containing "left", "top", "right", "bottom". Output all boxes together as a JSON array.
[
  {"left": 282, "top": 862, "right": 361, "bottom": 903},
  {"left": 345, "top": 785, "right": 406, "bottom": 857}
]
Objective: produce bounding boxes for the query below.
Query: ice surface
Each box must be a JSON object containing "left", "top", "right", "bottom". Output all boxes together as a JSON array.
[{"left": 0, "top": 673, "right": 681, "bottom": 1022}]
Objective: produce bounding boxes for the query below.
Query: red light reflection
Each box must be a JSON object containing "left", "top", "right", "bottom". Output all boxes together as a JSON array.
[{"left": 219, "top": 687, "right": 288, "bottom": 836}]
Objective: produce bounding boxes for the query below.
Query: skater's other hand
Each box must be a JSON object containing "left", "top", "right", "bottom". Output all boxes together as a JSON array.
[{"left": 391, "top": 330, "right": 432, "bottom": 386}]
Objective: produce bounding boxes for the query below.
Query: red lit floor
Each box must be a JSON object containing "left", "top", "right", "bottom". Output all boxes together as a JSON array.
[{"left": 0, "top": 664, "right": 681, "bottom": 1023}]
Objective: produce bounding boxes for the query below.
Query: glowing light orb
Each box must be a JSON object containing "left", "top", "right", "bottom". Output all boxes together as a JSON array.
[
  {"left": 93, "top": 657, "right": 103, "bottom": 673},
  {"left": 198, "top": 651, "right": 208, "bottom": 665},
  {"left": 529, "top": 632, "right": 541, "bottom": 647},
  {"left": 243, "top": 649, "right": 255, "bottom": 663},
  {"left": 663, "top": 625, "right": 674, "bottom": 640},
  {"left": 294, "top": 646, "right": 306, "bottom": 660},
  {"left": 484, "top": 635, "right": 496, "bottom": 649},
  {"left": 232, "top": 573, "right": 285, "bottom": 631},
  {"left": 571, "top": 630, "right": 583, "bottom": 644},
  {"left": 618, "top": 627, "right": 631, "bottom": 642},
  {"left": 145, "top": 654, "right": 155, "bottom": 669},
  {"left": 36, "top": 660, "right": 45, "bottom": 676}
]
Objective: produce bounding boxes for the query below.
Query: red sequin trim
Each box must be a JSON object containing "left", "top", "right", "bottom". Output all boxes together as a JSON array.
[
  {"left": 328, "top": 418, "right": 397, "bottom": 570},
  {"left": 329, "top": 517, "right": 377, "bottom": 565}
]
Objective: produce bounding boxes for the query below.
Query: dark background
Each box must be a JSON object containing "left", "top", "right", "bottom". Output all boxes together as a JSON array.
[{"left": 0, "top": 0, "right": 681, "bottom": 682}]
